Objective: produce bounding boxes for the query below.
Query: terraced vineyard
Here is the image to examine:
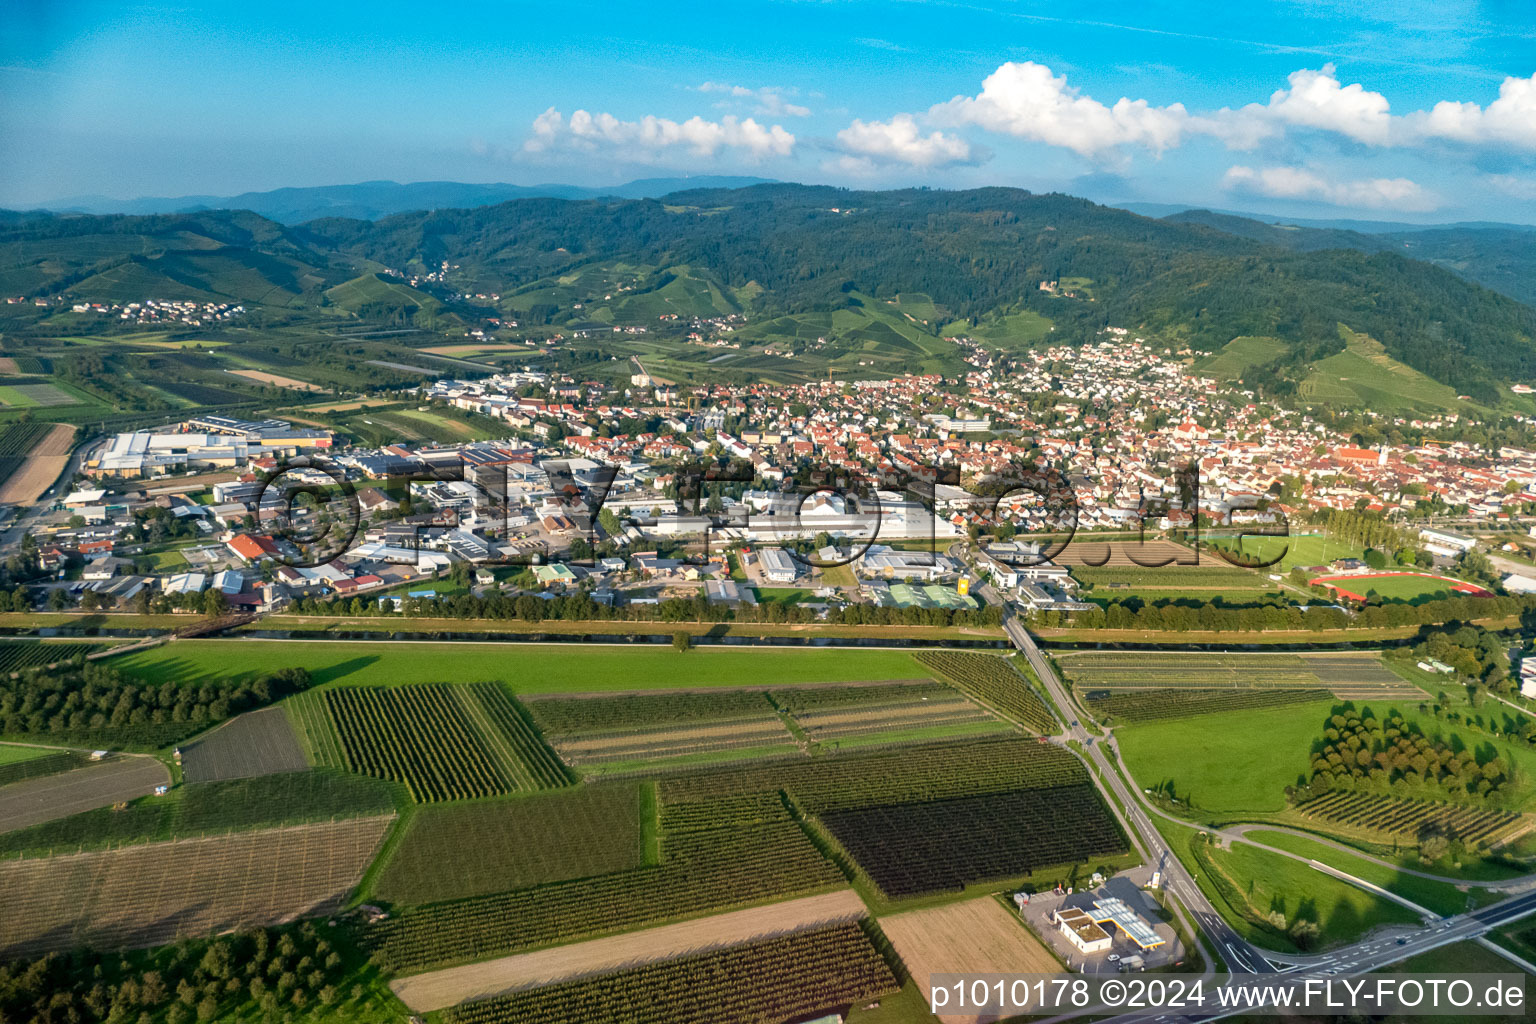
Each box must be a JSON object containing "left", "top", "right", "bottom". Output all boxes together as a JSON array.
[
  {"left": 822, "top": 784, "right": 1127, "bottom": 898},
  {"left": 442, "top": 922, "right": 898, "bottom": 1024},
  {"left": 1084, "top": 687, "right": 1333, "bottom": 724},
  {"left": 1060, "top": 651, "right": 1421, "bottom": 700},
  {"left": 1295, "top": 791, "right": 1523, "bottom": 844},
  {"left": 915, "top": 651, "right": 1056, "bottom": 732}
]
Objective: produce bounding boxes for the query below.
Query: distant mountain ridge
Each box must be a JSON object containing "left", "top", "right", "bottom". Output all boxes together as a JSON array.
[
  {"left": 29, "top": 176, "right": 779, "bottom": 224},
  {"left": 5, "top": 183, "right": 1535, "bottom": 404}
]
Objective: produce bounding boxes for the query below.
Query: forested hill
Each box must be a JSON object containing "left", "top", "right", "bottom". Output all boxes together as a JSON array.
[
  {"left": 1163, "top": 209, "right": 1536, "bottom": 307},
  {"left": 5, "top": 184, "right": 1536, "bottom": 402},
  {"left": 305, "top": 184, "right": 1536, "bottom": 401}
]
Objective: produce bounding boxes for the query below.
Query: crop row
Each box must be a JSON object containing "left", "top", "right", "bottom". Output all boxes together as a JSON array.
[
  {"left": 1296, "top": 790, "right": 1520, "bottom": 843},
  {"left": 443, "top": 922, "right": 898, "bottom": 1024},
  {"left": 768, "top": 681, "right": 954, "bottom": 713},
  {"left": 0, "top": 750, "right": 87, "bottom": 788},
  {"left": 0, "top": 422, "right": 53, "bottom": 460},
  {"left": 524, "top": 690, "right": 776, "bottom": 735},
  {"left": 363, "top": 821, "right": 842, "bottom": 972},
  {"left": 657, "top": 792, "right": 791, "bottom": 833},
  {"left": 0, "top": 642, "right": 101, "bottom": 673},
  {"left": 660, "top": 737, "right": 1087, "bottom": 813},
  {"left": 915, "top": 651, "right": 1056, "bottom": 733},
  {"left": 821, "top": 783, "right": 1128, "bottom": 898},
  {"left": 464, "top": 683, "right": 572, "bottom": 788},
  {"left": 1062, "top": 652, "right": 1308, "bottom": 669},
  {"left": 326, "top": 685, "right": 511, "bottom": 802},
  {"left": 1083, "top": 687, "right": 1333, "bottom": 724}
]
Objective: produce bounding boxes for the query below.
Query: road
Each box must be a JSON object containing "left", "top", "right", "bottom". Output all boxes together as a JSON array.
[
  {"left": 0, "top": 433, "right": 101, "bottom": 554},
  {"left": 1004, "top": 616, "right": 1536, "bottom": 1023},
  {"left": 1004, "top": 617, "right": 1278, "bottom": 976}
]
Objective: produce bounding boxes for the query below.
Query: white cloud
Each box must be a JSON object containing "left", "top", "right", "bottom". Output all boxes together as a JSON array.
[
  {"left": 1223, "top": 165, "right": 1437, "bottom": 211},
  {"left": 1260, "top": 65, "right": 1393, "bottom": 145},
  {"left": 1412, "top": 73, "right": 1536, "bottom": 150},
  {"left": 1486, "top": 174, "right": 1536, "bottom": 201},
  {"left": 930, "top": 61, "right": 1191, "bottom": 158},
  {"left": 835, "top": 114, "right": 973, "bottom": 168},
  {"left": 697, "top": 81, "right": 811, "bottom": 118},
  {"left": 524, "top": 107, "right": 795, "bottom": 160}
]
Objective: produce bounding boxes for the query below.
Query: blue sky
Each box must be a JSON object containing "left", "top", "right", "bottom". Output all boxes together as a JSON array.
[{"left": 3, "top": 0, "right": 1534, "bottom": 221}]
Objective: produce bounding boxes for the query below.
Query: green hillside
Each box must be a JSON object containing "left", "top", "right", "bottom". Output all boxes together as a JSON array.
[
  {"left": 1194, "top": 335, "right": 1288, "bottom": 380},
  {"left": 1297, "top": 325, "right": 1480, "bottom": 413}
]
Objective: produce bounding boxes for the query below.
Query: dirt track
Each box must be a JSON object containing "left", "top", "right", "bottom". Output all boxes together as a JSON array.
[
  {"left": 390, "top": 888, "right": 867, "bottom": 1012},
  {"left": 0, "top": 423, "right": 75, "bottom": 504}
]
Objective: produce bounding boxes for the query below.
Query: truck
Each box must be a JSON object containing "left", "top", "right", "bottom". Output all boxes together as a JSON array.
[{"left": 1118, "top": 955, "right": 1145, "bottom": 972}]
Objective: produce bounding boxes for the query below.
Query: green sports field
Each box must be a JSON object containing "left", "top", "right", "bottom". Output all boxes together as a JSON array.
[
  {"left": 110, "top": 640, "right": 932, "bottom": 693},
  {"left": 1206, "top": 533, "right": 1364, "bottom": 572}
]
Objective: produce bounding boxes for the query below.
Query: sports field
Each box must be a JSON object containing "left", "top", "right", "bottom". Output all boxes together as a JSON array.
[
  {"left": 1309, "top": 571, "right": 1492, "bottom": 602},
  {"left": 112, "top": 640, "right": 933, "bottom": 693},
  {"left": 1207, "top": 533, "right": 1363, "bottom": 572}
]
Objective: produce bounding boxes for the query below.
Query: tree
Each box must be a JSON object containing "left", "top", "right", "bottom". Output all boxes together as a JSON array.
[
  {"left": 200, "top": 588, "right": 227, "bottom": 618},
  {"left": 672, "top": 631, "right": 691, "bottom": 652}
]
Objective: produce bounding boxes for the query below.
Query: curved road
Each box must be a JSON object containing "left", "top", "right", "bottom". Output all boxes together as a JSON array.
[{"left": 1005, "top": 615, "right": 1536, "bottom": 1023}]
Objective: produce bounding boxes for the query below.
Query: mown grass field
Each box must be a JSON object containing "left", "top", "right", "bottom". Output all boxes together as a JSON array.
[
  {"left": 1206, "top": 533, "right": 1364, "bottom": 572},
  {"left": 1115, "top": 698, "right": 1340, "bottom": 814},
  {"left": 112, "top": 640, "right": 933, "bottom": 693},
  {"left": 1176, "top": 823, "right": 1421, "bottom": 951},
  {"left": 1242, "top": 830, "right": 1478, "bottom": 917}
]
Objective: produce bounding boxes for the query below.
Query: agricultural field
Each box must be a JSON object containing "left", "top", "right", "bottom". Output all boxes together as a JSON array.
[
  {"left": 1298, "top": 325, "right": 1469, "bottom": 414},
  {"left": 821, "top": 784, "right": 1127, "bottom": 898},
  {"left": 916, "top": 651, "right": 1057, "bottom": 733},
  {"left": 0, "top": 756, "right": 170, "bottom": 834},
  {"left": 661, "top": 735, "right": 1088, "bottom": 813},
  {"left": 179, "top": 706, "right": 309, "bottom": 782},
  {"left": 0, "top": 747, "right": 88, "bottom": 787},
  {"left": 437, "top": 922, "right": 899, "bottom": 1024},
  {"left": 113, "top": 639, "right": 928, "bottom": 692},
  {"left": 1192, "top": 334, "right": 1289, "bottom": 380},
  {"left": 391, "top": 889, "right": 868, "bottom": 1012},
  {"left": 526, "top": 678, "right": 1009, "bottom": 772},
  {"left": 1083, "top": 687, "right": 1334, "bottom": 725},
  {"left": 363, "top": 818, "right": 843, "bottom": 972},
  {"left": 374, "top": 784, "right": 650, "bottom": 904},
  {"left": 0, "top": 769, "right": 399, "bottom": 857},
  {"left": 881, "top": 896, "right": 1062, "bottom": 1024},
  {"left": 1293, "top": 791, "right": 1524, "bottom": 846},
  {"left": 0, "top": 815, "right": 393, "bottom": 957},
  {"left": 0, "top": 421, "right": 74, "bottom": 503},
  {"left": 1052, "top": 539, "right": 1200, "bottom": 570},
  {"left": 0, "top": 639, "right": 111, "bottom": 672},
  {"left": 1058, "top": 650, "right": 1424, "bottom": 701},
  {"left": 325, "top": 683, "right": 566, "bottom": 801}
]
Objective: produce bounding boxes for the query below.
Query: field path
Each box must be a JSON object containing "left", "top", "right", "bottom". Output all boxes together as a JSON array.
[
  {"left": 390, "top": 888, "right": 868, "bottom": 1011},
  {"left": 0, "top": 755, "right": 169, "bottom": 832}
]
